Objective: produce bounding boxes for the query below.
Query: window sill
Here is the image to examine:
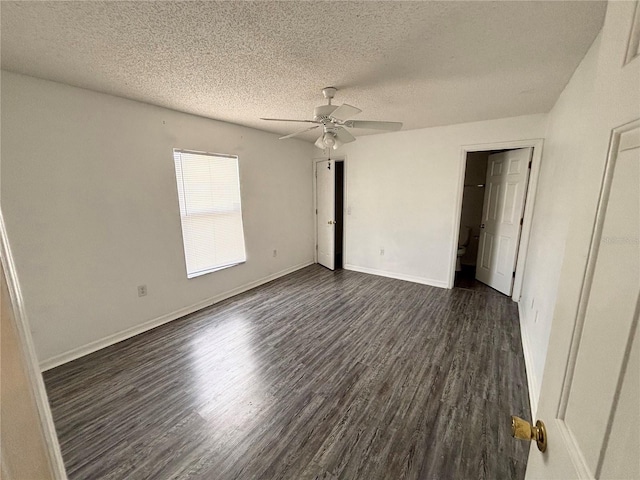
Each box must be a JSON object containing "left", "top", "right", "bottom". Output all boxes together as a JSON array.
[{"left": 186, "top": 260, "right": 246, "bottom": 279}]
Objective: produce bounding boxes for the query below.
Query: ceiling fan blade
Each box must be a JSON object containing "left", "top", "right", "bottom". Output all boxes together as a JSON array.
[
  {"left": 335, "top": 127, "right": 356, "bottom": 144},
  {"left": 329, "top": 104, "right": 362, "bottom": 122},
  {"left": 279, "top": 125, "right": 319, "bottom": 140},
  {"left": 344, "top": 120, "right": 403, "bottom": 131},
  {"left": 261, "top": 118, "right": 318, "bottom": 123},
  {"left": 314, "top": 136, "right": 326, "bottom": 149}
]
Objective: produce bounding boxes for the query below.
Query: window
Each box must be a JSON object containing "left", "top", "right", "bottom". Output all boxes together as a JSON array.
[{"left": 173, "top": 149, "right": 246, "bottom": 278}]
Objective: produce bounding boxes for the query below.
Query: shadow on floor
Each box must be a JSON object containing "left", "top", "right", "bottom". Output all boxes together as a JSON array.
[{"left": 454, "top": 265, "right": 506, "bottom": 296}]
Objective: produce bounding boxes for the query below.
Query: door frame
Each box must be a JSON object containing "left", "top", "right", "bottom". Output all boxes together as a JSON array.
[
  {"left": 0, "top": 210, "right": 67, "bottom": 479},
  {"left": 448, "top": 138, "right": 544, "bottom": 301},
  {"left": 313, "top": 156, "right": 347, "bottom": 266}
]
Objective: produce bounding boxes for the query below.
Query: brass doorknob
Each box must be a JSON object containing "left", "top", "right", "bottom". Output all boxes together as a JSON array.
[
  {"left": 511, "top": 416, "right": 547, "bottom": 452},
  {"left": 328, "top": 220, "right": 336, "bottom": 224}
]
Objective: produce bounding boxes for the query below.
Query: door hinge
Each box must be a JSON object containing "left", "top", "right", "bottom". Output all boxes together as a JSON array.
[
  {"left": 513, "top": 271, "right": 516, "bottom": 278},
  {"left": 315, "top": 209, "right": 318, "bottom": 215},
  {"left": 520, "top": 217, "right": 524, "bottom": 226},
  {"left": 528, "top": 161, "right": 532, "bottom": 169},
  {"left": 316, "top": 244, "right": 318, "bottom": 250}
]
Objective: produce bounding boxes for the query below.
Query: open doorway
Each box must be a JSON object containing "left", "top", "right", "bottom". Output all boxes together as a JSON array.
[
  {"left": 454, "top": 147, "right": 536, "bottom": 296},
  {"left": 334, "top": 160, "right": 344, "bottom": 269},
  {"left": 315, "top": 158, "right": 345, "bottom": 271},
  {"left": 456, "top": 151, "right": 492, "bottom": 292}
]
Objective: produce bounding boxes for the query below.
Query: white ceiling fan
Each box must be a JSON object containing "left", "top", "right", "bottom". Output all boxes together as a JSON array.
[{"left": 261, "top": 87, "right": 403, "bottom": 150}]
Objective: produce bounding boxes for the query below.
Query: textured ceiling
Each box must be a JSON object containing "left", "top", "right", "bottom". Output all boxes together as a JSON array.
[{"left": 1, "top": 1, "right": 606, "bottom": 142}]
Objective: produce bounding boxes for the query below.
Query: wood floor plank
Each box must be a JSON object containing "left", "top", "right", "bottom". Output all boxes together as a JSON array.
[{"left": 44, "top": 265, "right": 531, "bottom": 479}]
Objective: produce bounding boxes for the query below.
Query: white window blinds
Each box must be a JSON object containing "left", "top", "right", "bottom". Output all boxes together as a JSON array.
[{"left": 173, "top": 149, "right": 246, "bottom": 278}]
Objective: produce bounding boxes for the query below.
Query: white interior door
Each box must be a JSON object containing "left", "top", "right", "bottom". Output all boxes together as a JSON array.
[
  {"left": 476, "top": 148, "right": 532, "bottom": 295},
  {"left": 525, "top": 122, "right": 639, "bottom": 479},
  {"left": 316, "top": 160, "right": 335, "bottom": 270}
]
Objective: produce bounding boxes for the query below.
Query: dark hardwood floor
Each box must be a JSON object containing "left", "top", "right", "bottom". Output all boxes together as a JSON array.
[
  {"left": 454, "top": 265, "right": 506, "bottom": 296},
  {"left": 44, "top": 265, "right": 531, "bottom": 480}
]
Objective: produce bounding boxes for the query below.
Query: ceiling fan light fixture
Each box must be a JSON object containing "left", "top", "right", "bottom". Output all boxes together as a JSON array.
[{"left": 322, "top": 132, "right": 336, "bottom": 148}]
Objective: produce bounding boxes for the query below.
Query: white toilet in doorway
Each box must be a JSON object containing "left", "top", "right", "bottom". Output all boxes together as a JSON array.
[{"left": 456, "top": 226, "right": 471, "bottom": 272}]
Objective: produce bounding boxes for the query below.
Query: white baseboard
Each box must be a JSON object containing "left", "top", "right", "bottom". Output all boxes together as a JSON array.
[
  {"left": 517, "top": 301, "right": 540, "bottom": 418},
  {"left": 343, "top": 264, "right": 448, "bottom": 289},
  {"left": 40, "top": 261, "right": 314, "bottom": 371}
]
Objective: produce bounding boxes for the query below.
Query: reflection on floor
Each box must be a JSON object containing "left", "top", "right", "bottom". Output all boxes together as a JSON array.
[{"left": 454, "top": 264, "right": 506, "bottom": 296}]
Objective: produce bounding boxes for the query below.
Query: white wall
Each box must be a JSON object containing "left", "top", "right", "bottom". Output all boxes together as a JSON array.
[
  {"left": 516, "top": 36, "right": 601, "bottom": 408},
  {"left": 341, "top": 114, "right": 547, "bottom": 287},
  {"left": 518, "top": 0, "right": 640, "bottom": 415},
  {"left": 1, "top": 72, "right": 316, "bottom": 367}
]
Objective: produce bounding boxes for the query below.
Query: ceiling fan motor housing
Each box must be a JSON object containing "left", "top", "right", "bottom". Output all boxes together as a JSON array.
[{"left": 314, "top": 104, "right": 338, "bottom": 123}]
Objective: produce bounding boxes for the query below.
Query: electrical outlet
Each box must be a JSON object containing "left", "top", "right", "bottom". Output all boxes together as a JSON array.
[
  {"left": 380, "top": 247, "right": 385, "bottom": 256},
  {"left": 273, "top": 249, "right": 277, "bottom": 257},
  {"left": 137, "top": 285, "right": 147, "bottom": 297}
]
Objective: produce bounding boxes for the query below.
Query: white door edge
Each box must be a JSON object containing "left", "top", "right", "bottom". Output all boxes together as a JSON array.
[{"left": 0, "top": 210, "right": 68, "bottom": 479}]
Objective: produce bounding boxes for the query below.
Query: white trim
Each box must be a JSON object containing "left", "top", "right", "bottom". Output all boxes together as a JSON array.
[
  {"left": 40, "top": 261, "right": 313, "bottom": 371},
  {"left": 344, "top": 264, "right": 449, "bottom": 289},
  {"left": 449, "top": 138, "right": 544, "bottom": 303},
  {"left": 518, "top": 301, "right": 540, "bottom": 419},
  {"left": 40, "top": 299, "right": 212, "bottom": 371},
  {"left": 0, "top": 211, "right": 68, "bottom": 479}
]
